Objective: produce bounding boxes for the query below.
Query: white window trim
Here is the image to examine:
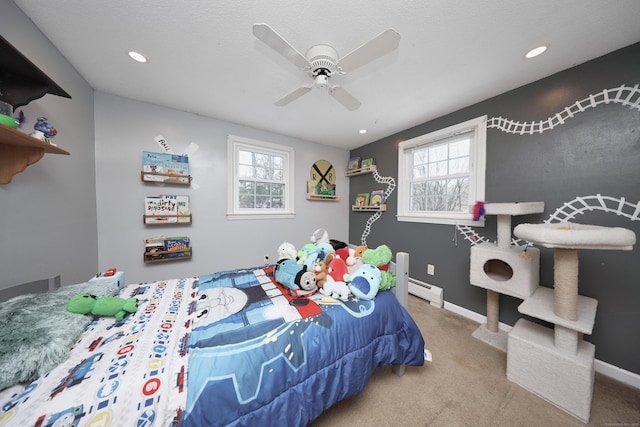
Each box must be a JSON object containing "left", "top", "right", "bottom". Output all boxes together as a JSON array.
[
  {"left": 397, "top": 115, "right": 487, "bottom": 226},
  {"left": 227, "top": 135, "right": 295, "bottom": 220}
]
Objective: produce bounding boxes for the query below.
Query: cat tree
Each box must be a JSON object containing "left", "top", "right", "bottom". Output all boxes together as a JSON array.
[
  {"left": 508, "top": 222, "right": 635, "bottom": 422},
  {"left": 469, "top": 202, "right": 544, "bottom": 350}
]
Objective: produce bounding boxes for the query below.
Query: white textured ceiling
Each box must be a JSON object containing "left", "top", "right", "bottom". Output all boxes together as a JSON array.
[{"left": 13, "top": 0, "right": 640, "bottom": 150}]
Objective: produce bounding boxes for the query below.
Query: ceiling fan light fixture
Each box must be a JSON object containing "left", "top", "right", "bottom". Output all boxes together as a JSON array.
[
  {"left": 525, "top": 45, "right": 548, "bottom": 59},
  {"left": 253, "top": 23, "right": 399, "bottom": 111},
  {"left": 314, "top": 74, "right": 329, "bottom": 88}
]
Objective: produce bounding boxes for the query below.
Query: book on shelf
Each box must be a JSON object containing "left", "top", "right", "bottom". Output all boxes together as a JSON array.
[
  {"left": 164, "top": 236, "right": 191, "bottom": 259},
  {"left": 307, "top": 180, "right": 318, "bottom": 195},
  {"left": 142, "top": 151, "right": 190, "bottom": 183},
  {"left": 355, "top": 192, "right": 370, "bottom": 207},
  {"left": 145, "top": 236, "right": 166, "bottom": 260},
  {"left": 370, "top": 190, "right": 384, "bottom": 206},
  {"left": 308, "top": 179, "right": 336, "bottom": 196},
  {"left": 144, "top": 195, "right": 191, "bottom": 223},
  {"left": 347, "top": 156, "right": 360, "bottom": 170},
  {"left": 360, "top": 157, "right": 375, "bottom": 168}
]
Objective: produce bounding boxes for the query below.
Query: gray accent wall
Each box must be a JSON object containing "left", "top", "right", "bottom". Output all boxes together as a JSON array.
[
  {"left": 0, "top": 1, "right": 98, "bottom": 289},
  {"left": 349, "top": 42, "right": 640, "bottom": 375}
]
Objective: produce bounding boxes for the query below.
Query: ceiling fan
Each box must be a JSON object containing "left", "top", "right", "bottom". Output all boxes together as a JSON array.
[{"left": 253, "top": 23, "right": 400, "bottom": 111}]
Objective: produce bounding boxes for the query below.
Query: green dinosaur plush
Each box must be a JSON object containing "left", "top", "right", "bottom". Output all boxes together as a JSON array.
[
  {"left": 362, "top": 244, "right": 393, "bottom": 267},
  {"left": 379, "top": 269, "right": 396, "bottom": 290},
  {"left": 362, "top": 245, "right": 396, "bottom": 290},
  {"left": 67, "top": 293, "right": 138, "bottom": 321}
]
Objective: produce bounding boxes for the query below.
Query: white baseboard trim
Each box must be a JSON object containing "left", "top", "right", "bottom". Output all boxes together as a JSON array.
[{"left": 442, "top": 300, "right": 640, "bottom": 390}]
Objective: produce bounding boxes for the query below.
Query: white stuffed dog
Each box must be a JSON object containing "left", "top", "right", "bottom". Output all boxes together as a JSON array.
[
  {"left": 320, "top": 277, "right": 350, "bottom": 301},
  {"left": 278, "top": 242, "right": 297, "bottom": 260}
]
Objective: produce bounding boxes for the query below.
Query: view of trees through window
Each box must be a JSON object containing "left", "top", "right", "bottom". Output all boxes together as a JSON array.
[
  {"left": 238, "top": 149, "right": 285, "bottom": 209},
  {"left": 409, "top": 135, "right": 470, "bottom": 212}
]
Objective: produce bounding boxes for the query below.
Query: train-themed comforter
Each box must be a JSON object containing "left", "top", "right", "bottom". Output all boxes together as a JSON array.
[{"left": 0, "top": 266, "right": 424, "bottom": 427}]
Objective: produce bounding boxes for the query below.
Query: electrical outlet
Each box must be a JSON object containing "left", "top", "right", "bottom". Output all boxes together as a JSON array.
[
  {"left": 264, "top": 254, "right": 270, "bottom": 265},
  {"left": 427, "top": 264, "right": 435, "bottom": 275}
]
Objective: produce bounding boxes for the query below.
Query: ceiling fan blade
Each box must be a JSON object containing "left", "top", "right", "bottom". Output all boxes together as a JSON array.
[
  {"left": 274, "top": 85, "right": 313, "bottom": 107},
  {"left": 337, "top": 29, "right": 400, "bottom": 74},
  {"left": 253, "top": 23, "right": 310, "bottom": 69},
  {"left": 328, "top": 85, "right": 361, "bottom": 111}
]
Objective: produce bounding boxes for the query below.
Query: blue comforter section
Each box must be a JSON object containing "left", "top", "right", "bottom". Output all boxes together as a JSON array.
[{"left": 183, "top": 267, "right": 424, "bottom": 427}]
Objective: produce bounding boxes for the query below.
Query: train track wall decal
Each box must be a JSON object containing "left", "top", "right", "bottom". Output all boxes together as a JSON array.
[{"left": 487, "top": 84, "right": 640, "bottom": 135}]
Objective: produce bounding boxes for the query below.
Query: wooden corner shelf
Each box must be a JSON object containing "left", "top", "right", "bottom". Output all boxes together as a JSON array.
[
  {"left": 345, "top": 165, "right": 377, "bottom": 177},
  {"left": 352, "top": 204, "right": 387, "bottom": 212},
  {"left": 143, "top": 214, "right": 192, "bottom": 225},
  {"left": 0, "top": 123, "right": 70, "bottom": 184},
  {"left": 141, "top": 171, "right": 192, "bottom": 185},
  {"left": 144, "top": 247, "right": 192, "bottom": 263},
  {"left": 306, "top": 194, "right": 340, "bottom": 201}
]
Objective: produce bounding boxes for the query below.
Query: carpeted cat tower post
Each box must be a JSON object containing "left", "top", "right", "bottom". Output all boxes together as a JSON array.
[
  {"left": 469, "top": 202, "right": 544, "bottom": 350},
  {"left": 508, "top": 222, "right": 635, "bottom": 422}
]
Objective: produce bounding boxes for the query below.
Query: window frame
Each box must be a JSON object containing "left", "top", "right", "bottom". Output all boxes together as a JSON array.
[
  {"left": 397, "top": 115, "right": 487, "bottom": 226},
  {"left": 227, "top": 135, "right": 295, "bottom": 220}
]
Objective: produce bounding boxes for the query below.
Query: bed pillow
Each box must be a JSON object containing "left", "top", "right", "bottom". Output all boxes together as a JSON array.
[{"left": 0, "top": 281, "right": 119, "bottom": 391}]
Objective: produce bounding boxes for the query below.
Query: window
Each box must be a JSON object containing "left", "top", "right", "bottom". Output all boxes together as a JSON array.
[
  {"left": 397, "top": 116, "right": 486, "bottom": 226},
  {"left": 227, "top": 135, "right": 295, "bottom": 219}
]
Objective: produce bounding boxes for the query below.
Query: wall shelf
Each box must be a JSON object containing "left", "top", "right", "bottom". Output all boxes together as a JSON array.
[
  {"left": 143, "top": 214, "right": 192, "bottom": 225},
  {"left": 141, "top": 171, "right": 191, "bottom": 185},
  {"left": 352, "top": 204, "right": 387, "bottom": 212},
  {"left": 0, "top": 123, "right": 70, "bottom": 184},
  {"left": 306, "top": 194, "right": 340, "bottom": 201},
  {"left": 144, "top": 248, "right": 192, "bottom": 263},
  {"left": 345, "top": 165, "right": 377, "bottom": 176}
]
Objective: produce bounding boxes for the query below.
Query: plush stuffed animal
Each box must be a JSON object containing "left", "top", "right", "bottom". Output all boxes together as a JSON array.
[
  {"left": 312, "top": 253, "right": 333, "bottom": 289},
  {"left": 362, "top": 244, "right": 393, "bottom": 271},
  {"left": 345, "top": 247, "right": 364, "bottom": 275},
  {"left": 361, "top": 245, "right": 395, "bottom": 289},
  {"left": 353, "top": 245, "right": 367, "bottom": 258},
  {"left": 334, "top": 246, "right": 350, "bottom": 262},
  {"left": 297, "top": 243, "right": 319, "bottom": 268},
  {"left": 379, "top": 270, "right": 396, "bottom": 291},
  {"left": 327, "top": 254, "right": 350, "bottom": 283},
  {"left": 310, "top": 228, "right": 330, "bottom": 245},
  {"left": 278, "top": 241, "right": 297, "bottom": 260},
  {"left": 274, "top": 258, "right": 317, "bottom": 294},
  {"left": 320, "top": 277, "right": 350, "bottom": 301},
  {"left": 67, "top": 293, "right": 138, "bottom": 321},
  {"left": 315, "top": 242, "right": 335, "bottom": 261},
  {"left": 329, "top": 239, "right": 348, "bottom": 251},
  {"left": 348, "top": 264, "right": 382, "bottom": 300}
]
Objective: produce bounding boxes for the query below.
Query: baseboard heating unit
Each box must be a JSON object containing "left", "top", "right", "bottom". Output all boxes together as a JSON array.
[{"left": 408, "top": 277, "right": 443, "bottom": 308}]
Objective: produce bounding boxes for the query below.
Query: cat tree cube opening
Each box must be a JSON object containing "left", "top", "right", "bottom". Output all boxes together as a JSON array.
[{"left": 469, "top": 202, "right": 544, "bottom": 350}]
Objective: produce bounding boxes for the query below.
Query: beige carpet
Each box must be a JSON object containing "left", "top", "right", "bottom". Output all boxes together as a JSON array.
[{"left": 310, "top": 295, "right": 640, "bottom": 427}]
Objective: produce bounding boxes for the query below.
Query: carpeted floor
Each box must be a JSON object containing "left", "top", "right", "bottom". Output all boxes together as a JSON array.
[{"left": 310, "top": 295, "right": 640, "bottom": 426}]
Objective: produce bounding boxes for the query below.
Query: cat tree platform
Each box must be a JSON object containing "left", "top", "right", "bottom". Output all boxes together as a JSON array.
[
  {"left": 469, "top": 202, "right": 544, "bottom": 351},
  {"left": 507, "top": 221, "right": 635, "bottom": 422}
]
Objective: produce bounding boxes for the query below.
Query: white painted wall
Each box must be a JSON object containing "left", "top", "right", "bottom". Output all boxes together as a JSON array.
[
  {"left": 94, "top": 92, "right": 350, "bottom": 284},
  {"left": 0, "top": 1, "right": 98, "bottom": 289}
]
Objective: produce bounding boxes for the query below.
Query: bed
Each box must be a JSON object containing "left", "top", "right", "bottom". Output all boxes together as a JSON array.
[{"left": 0, "top": 249, "right": 424, "bottom": 426}]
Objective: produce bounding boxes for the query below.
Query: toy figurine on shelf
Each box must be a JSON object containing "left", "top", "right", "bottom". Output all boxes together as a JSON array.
[{"left": 31, "top": 116, "right": 58, "bottom": 145}]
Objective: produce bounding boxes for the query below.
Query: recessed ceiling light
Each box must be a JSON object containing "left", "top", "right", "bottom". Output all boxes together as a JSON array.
[
  {"left": 525, "top": 45, "right": 548, "bottom": 59},
  {"left": 359, "top": 129, "right": 367, "bottom": 134},
  {"left": 128, "top": 51, "right": 147, "bottom": 63}
]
